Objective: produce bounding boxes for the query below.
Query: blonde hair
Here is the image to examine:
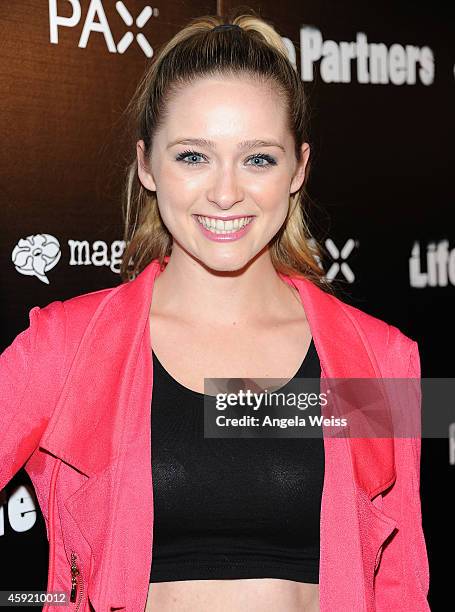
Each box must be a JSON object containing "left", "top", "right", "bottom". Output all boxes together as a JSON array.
[{"left": 119, "top": 7, "right": 333, "bottom": 293}]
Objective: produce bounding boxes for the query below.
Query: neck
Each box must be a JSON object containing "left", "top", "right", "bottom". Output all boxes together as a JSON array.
[{"left": 150, "top": 248, "right": 299, "bottom": 327}]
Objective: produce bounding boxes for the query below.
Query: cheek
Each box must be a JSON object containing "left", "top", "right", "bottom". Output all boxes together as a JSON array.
[
  {"left": 259, "top": 189, "right": 290, "bottom": 221},
  {"left": 160, "top": 165, "right": 201, "bottom": 203},
  {"left": 155, "top": 193, "right": 190, "bottom": 232},
  {"left": 254, "top": 176, "right": 288, "bottom": 205},
  {"left": 163, "top": 160, "right": 202, "bottom": 190}
]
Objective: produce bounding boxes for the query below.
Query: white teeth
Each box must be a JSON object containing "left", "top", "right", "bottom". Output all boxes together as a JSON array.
[{"left": 196, "top": 216, "right": 253, "bottom": 234}]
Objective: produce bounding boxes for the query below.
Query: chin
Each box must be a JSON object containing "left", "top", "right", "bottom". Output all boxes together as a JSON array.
[{"left": 196, "top": 252, "right": 254, "bottom": 275}]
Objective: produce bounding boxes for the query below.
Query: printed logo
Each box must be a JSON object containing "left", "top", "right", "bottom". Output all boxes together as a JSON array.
[
  {"left": 12, "top": 235, "right": 126, "bottom": 284},
  {"left": 409, "top": 240, "right": 455, "bottom": 287},
  {"left": 49, "top": 0, "right": 159, "bottom": 56},
  {"left": 0, "top": 485, "right": 37, "bottom": 536},
  {"left": 67, "top": 238, "right": 125, "bottom": 271},
  {"left": 298, "top": 26, "right": 434, "bottom": 85},
  {"left": 12, "top": 234, "right": 61, "bottom": 285},
  {"left": 116, "top": 1, "right": 155, "bottom": 55},
  {"left": 324, "top": 238, "right": 358, "bottom": 282}
]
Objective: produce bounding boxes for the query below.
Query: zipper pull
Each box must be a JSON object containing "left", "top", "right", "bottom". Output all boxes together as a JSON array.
[{"left": 70, "top": 552, "right": 79, "bottom": 603}]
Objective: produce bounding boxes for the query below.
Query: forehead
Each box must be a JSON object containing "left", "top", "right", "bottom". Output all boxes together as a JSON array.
[{"left": 162, "top": 76, "right": 288, "bottom": 139}]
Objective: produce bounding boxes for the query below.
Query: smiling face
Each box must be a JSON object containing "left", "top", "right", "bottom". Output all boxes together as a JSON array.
[{"left": 137, "top": 75, "right": 310, "bottom": 272}]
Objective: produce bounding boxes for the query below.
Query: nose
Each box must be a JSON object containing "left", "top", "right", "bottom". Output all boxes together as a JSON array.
[{"left": 208, "top": 170, "right": 244, "bottom": 209}]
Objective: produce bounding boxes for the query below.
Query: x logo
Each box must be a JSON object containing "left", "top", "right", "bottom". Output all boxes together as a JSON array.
[
  {"left": 325, "top": 238, "right": 356, "bottom": 282},
  {"left": 116, "top": 2, "right": 154, "bottom": 56}
]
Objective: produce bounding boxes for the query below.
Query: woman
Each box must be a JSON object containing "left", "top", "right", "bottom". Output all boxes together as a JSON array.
[{"left": 0, "top": 10, "right": 429, "bottom": 612}]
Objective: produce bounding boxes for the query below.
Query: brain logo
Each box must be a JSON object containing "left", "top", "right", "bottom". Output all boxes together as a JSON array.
[{"left": 12, "top": 234, "right": 61, "bottom": 284}]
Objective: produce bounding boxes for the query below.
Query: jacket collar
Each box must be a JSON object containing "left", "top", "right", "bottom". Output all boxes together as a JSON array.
[{"left": 40, "top": 257, "right": 395, "bottom": 500}]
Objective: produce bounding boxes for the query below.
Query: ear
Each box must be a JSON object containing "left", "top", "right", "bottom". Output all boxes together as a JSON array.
[
  {"left": 136, "top": 140, "right": 157, "bottom": 191},
  {"left": 290, "top": 142, "right": 310, "bottom": 194}
]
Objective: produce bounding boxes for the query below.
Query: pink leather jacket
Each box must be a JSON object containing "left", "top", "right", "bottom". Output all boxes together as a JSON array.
[{"left": 0, "top": 257, "right": 430, "bottom": 611}]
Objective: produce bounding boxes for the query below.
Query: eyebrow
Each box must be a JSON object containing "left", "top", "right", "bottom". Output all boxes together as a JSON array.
[{"left": 167, "top": 137, "right": 286, "bottom": 153}]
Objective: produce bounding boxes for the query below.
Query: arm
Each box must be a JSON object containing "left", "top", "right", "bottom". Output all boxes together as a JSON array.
[
  {"left": 0, "top": 302, "right": 66, "bottom": 491},
  {"left": 374, "top": 339, "right": 430, "bottom": 611}
]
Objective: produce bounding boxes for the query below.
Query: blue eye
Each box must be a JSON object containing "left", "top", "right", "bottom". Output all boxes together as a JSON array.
[
  {"left": 247, "top": 153, "right": 277, "bottom": 168},
  {"left": 175, "top": 150, "right": 206, "bottom": 165},
  {"left": 175, "top": 150, "right": 277, "bottom": 169}
]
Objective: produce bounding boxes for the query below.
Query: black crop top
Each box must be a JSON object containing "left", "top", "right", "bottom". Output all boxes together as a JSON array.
[{"left": 149, "top": 338, "right": 324, "bottom": 584}]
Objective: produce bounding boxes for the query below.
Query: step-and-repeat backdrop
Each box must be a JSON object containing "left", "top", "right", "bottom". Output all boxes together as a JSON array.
[{"left": 1, "top": 2, "right": 452, "bottom": 610}]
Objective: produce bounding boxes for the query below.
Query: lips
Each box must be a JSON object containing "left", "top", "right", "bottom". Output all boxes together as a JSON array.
[
  {"left": 193, "top": 214, "right": 255, "bottom": 241},
  {"left": 195, "top": 215, "right": 254, "bottom": 233},
  {"left": 193, "top": 214, "right": 255, "bottom": 221}
]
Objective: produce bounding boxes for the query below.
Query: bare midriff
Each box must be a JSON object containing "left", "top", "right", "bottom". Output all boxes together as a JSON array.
[{"left": 145, "top": 579, "right": 320, "bottom": 611}]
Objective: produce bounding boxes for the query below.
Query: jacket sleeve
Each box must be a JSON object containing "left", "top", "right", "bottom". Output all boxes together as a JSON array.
[
  {"left": 0, "top": 302, "right": 66, "bottom": 492},
  {"left": 374, "top": 339, "right": 430, "bottom": 611}
]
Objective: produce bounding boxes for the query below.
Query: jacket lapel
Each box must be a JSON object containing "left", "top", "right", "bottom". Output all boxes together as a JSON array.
[
  {"left": 39, "top": 260, "right": 160, "bottom": 477},
  {"left": 278, "top": 272, "right": 396, "bottom": 499}
]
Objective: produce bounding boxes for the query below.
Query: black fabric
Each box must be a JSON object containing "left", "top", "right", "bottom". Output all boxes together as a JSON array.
[{"left": 150, "top": 338, "right": 324, "bottom": 583}]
